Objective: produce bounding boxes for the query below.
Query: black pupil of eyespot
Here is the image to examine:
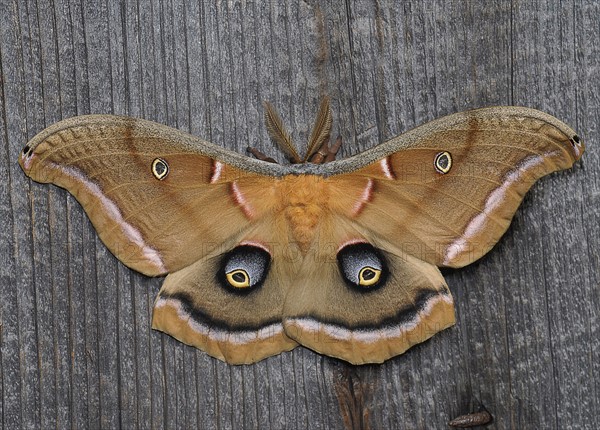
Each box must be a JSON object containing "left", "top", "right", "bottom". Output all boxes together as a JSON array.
[
  {"left": 572, "top": 135, "right": 580, "bottom": 144},
  {"left": 362, "top": 269, "right": 376, "bottom": 280},
  {"left": 232, "top": 272, "right": 246, "bottom": 283},
  {"left": 155, "top": 162, "right": 166, "bottom": 174},
  {"left": 438, "top": 155, "right": 448, "bottom": 168}
]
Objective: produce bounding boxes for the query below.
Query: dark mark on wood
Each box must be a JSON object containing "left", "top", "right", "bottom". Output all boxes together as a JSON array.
[
  {"left": 449, "top": 410, "right": 493, "bottom": 428},
  {"left": 333, "top": 364, "right": 375, "bottom": 430}
]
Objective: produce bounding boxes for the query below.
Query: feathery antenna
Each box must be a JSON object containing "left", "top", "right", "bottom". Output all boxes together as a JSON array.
[
  {"left": 263, "top": 101, "right": 301, "bottom": 163},
  {"left": 304, "top": 96, "right": 333, "bottom": 162}
]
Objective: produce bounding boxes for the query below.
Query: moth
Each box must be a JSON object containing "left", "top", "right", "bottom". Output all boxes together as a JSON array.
[{"left": 19, "top": 98, "right": 584, "bottom": 364}]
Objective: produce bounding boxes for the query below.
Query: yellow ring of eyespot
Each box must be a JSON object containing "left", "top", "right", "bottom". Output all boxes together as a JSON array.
[
  {"left": 152, "top": 158, "right": 169, "bottom": 180},
  {"left": 434, "top": 151, "right": 452, "bottom": 174},
  {"left": 226, "top": 269, "right": 251, "bottom": 288},
  {"left": 358, "top": 266, "right": 381, "bottom": 287}
]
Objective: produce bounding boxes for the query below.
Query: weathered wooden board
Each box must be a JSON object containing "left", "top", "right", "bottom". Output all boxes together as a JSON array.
[{"left": 1, "top": 1, "right": 598, "bottom": 428}]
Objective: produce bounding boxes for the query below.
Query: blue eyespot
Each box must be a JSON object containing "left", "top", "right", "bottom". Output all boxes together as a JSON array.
[
  {"left": 337, "top": 242, "right": 387, "bottom": 291},
  {"left": 219, "top": 245, "right": 271, "bottom": 293}
]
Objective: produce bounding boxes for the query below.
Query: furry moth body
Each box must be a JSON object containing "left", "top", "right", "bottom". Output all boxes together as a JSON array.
[{"left": 19, "top": 103, "right": 584, "bottom": 364}]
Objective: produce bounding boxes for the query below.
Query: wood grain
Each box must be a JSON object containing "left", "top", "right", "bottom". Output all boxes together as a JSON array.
[{"left": 1, "top": 0, "right": 598, "bottom": 428}]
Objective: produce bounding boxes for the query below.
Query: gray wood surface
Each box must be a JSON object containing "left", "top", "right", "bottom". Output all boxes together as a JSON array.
[{"left": 1, "top": 1, "right": 598, "bottom": 428}]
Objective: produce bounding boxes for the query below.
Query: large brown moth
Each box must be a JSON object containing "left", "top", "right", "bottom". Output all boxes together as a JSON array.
[{"left": 19, "top": 98, "right": 584, "bottom": 364}]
